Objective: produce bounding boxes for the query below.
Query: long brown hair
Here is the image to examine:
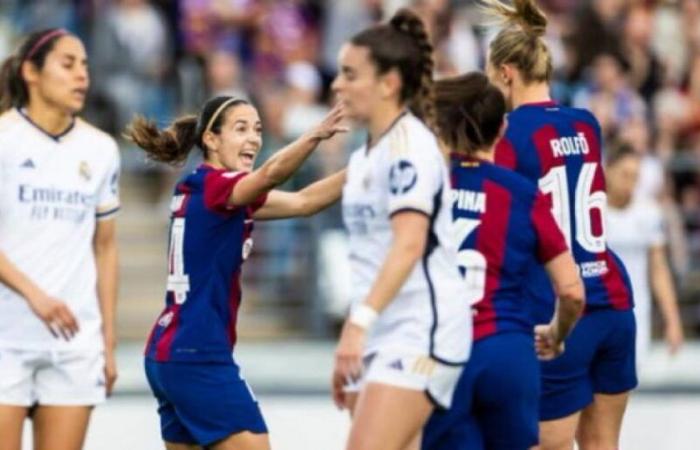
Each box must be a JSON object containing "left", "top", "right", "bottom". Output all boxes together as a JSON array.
[
  {"left": 484, "top": 0, "right": 552, "bottom": 84},
  {"left": 0, "top": 28, "right": 70, "bottom": 112},
  {"left": 125, "top": 96, "right": 249, "bottom": 165},
  {"left": 435, "top": 72, "right": 506, "bottom": 154},
  {"left": 351, "top": 8, "right": 437, "bottom": 132}
]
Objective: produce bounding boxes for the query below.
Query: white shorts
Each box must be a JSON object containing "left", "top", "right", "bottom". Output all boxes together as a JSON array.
[
  {"left": 344, "top": 351, "right": 464, "bottom": 409},
  {"left": 0, "top": 348, "right": 106, "bottom": 406}
]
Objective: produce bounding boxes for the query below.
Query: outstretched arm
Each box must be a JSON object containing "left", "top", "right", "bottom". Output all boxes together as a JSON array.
[
  {"left": 228, "top": 105, "right": 346, "bottom": 207},
  {"left": 254, "top": 169, "right": 346, "bottom": 220}
]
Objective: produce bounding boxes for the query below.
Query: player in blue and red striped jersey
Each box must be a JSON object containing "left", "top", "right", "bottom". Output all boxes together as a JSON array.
[
  {"left": 422, "top": 73, "right": 584, "bottom": 450},
  {"left": 126, "top": 96, "right": 346, "bottom": 450},
  {"left": 484, "top": 1, "right": 637, "bottom": 449}
]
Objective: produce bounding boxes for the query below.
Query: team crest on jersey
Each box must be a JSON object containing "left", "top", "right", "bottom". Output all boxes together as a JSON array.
[
  {"left": 389, "top": 160, "right": 417, "bottom": 195},
  {"left": 78, "top": 161, "right": 92, "bottom": 181},
  {"left": 242, "top": 237, "right": 254, "bottom": 260}
]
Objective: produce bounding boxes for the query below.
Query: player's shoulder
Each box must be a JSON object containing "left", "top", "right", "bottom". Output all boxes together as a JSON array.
[
  {"left": 482, "top": 161, "right": 538, "bottom": 202},
  {"left": 630, "top": 196, "right": 663, "bottom": 218},
  {"left": 388, "top": 112, "right": 440, "bottom": 160},
  {"left": 0, "top": 108, "right": 25, "bottom": 135},
  {"left": 74, "top": 118, "right": 119, "bottom": 154}
]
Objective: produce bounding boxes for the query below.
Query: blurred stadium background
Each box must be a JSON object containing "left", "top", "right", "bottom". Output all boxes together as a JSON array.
[{"left": 2, "top": 0, "right": 700, "bottom": 449}]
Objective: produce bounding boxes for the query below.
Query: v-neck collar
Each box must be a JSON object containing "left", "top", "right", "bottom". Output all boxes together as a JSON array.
[{"left": 17, "top": 108, "right": 76, "bottom": 142}]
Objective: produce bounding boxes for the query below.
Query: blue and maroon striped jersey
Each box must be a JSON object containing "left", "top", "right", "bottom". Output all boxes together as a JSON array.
[
  {"left": 451, "top": 154, "right": 568, "bottom": 340},
  {"left": 495, "top": 101, "right": 633, "bottom": 322},
  {"left": 145, "top": 164, "right": 267, "bottom": 362}
]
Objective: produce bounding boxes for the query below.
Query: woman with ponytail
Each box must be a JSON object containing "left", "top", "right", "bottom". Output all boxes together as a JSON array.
[
  {"left": 0, "top": 29, "right": 120, "bottom": 449},
  {"left": 131, "top": 95, "right": 347, "bottom": 450},
  {"left": 331, "top": 9, "right": 470, "bottom": 450},
  {"left": 422, "top": 72, "right": 584, "bottom": 450},
  {"left": 485, "top": 1, "right": 637, "bottom": 449}
]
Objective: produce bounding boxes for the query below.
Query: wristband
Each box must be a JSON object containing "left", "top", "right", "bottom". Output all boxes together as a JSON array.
[{"left": 349, "top": 303, "right": 379, "bottom": 330}]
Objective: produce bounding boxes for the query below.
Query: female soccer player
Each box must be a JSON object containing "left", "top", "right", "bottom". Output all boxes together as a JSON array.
[
  {"left": 128, "top": 96, "right": 346, "bottom": 450},
  {"left": 486, "top": 1, "right": 637, "bottom": 448},
  {"left": 422, "top": 72, "right": 585, "bottom": 450},
  {"left": 0, "top": 29, "right": 120, "bottom": 450},
  {"left": 331, "top": 9, "right": 471, "bottom": 450},
  {"left": 605, "top": 144, "right": 683, "bottom": 363}
]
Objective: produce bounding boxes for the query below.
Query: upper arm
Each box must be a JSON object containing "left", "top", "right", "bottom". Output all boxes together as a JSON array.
[
  {"left": 94, "top": 218, "right": 117, "bottom": 249},
  {"left": 390, "top": 210, "right": 429, "bottom": 254},
  {"left": 387, "top": 129, "right": 442, "bottom": 218}
]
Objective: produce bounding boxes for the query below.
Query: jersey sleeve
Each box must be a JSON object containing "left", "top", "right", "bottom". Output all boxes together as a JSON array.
[
  {"left": 95, "top": 141, "right": 121, "bottom": 221},
  {"left": 203, "top": 170, "right": 269, "bottom": 214},
  {"left": 386, "top": 126, "right": 442, "bottom": 217},
  {"left": 531, "top": 191, "right": 569, "bottom": 263}
]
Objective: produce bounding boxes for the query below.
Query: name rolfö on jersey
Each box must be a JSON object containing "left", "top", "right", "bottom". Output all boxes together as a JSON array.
[{"left": 494, "top": 101, "right": 633, "bottom": 316}]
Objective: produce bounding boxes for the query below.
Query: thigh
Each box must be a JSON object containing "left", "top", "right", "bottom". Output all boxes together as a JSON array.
[
  {"left": 32, "top": 405, "right": 92, "bottom": 450},
  {"left": 537, "top": 411, "right": 580, "bottom": 450},
  {"left": 422, "top": 356, "right": 477, "bottom": 450},
  {"left": 539, "top": 315, "right": 598, "bottom": 421},
  {"left": 348, "top": 382, "right": 434, "bottom": 450},
  {"left": 159, "top": 361, "right": 268, "bottom": 447},
  {"left": 145, "top": 359, "right": 199, "bottom": 446},
  {"left": 211, "top": 431, "right": 270, "bottom": 450},
  {"left": 475, "top": 335, "right": 540, "bottom": 450},
  {"left": 590, "top": 310, "right": 638, "bottom": 395},
  {"left": 576, "top": 392, "right": 630, "bottom": 450},
  {"left": 0, "top": 405, "right": 27, "bottom": 450},
  {"left": 35, "top": 351, "right": 106, "bottom": 406}
]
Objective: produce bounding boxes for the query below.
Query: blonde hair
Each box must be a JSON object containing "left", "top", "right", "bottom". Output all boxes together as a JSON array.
[{"left": 484, "top": 0, "right": 552, "bottom": 84}]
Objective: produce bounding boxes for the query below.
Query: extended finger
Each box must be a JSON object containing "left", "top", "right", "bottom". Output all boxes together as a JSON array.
[{"left": 59, "top": 307, "right": 79, "bottom": 333}]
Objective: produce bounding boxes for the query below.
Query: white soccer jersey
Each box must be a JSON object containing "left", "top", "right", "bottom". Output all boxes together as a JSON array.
[
  {"left": 0, "top": 109, "right": 120, "bottom": 351},
  {"left": 607, "top": 197, "right": 665, "bottom": 359},
  {"left": 342, "top": 112, "right": 471, "bottom": 365}
]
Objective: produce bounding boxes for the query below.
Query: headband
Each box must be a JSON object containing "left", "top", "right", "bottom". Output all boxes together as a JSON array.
[
  {"left": 204, "top": 97, "right": 240, "bottom": 135},
  {"left": 25, "top": 29, "right": 68, "bottom": 62}
]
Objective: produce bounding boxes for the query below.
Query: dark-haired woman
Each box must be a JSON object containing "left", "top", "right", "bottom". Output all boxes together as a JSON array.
[
  {"left": 484, "top": 1, "right": 637, "bottom": 448},
  {"left": 0, "top": 29, "right": 120, "bottom": 449},
  {"left": 330, "top": 9, "right": 471, "bottom": 450},
  {"left": 421, "top": 72, "right": 584, "bottom": 450},
  {"left": 128, "top": 96, "right": 347, "bottom": 450}
]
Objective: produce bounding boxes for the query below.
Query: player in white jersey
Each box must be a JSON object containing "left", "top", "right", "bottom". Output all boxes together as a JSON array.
[
  {"left": 605, "top": 145, "right": 683, "bottom": 364},
  {"left": 0, "top": 29, "right": 120, "bottom": 450},
  {"left": 332, "top": 9, "right": 470, "bottom": 450}
]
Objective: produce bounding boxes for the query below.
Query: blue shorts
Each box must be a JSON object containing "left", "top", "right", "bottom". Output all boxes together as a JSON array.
[
  {"left": 423, "top": 332, "right": 540, "bottom": 450},
  {"left": 540, "top": 309, "right": 637, "bottom": 421},
  {"left": 144, "top": 358, "right": 267, "bottom": 446}
]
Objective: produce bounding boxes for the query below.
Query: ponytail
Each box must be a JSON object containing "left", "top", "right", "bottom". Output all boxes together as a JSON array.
[
  {"left": 484, "top": 0, "right": 552, "bottom": 84},
  {"left": 389, "top": 8, "right": 437, "bottom": 133},
  {"left": 125, "top": 115, "right": 198, "bottom": 165},
  {"left": 0, "top": 55, "right": 23, "bottom": 112},
  {"left": 351, "top": 8, "right": 438, "bottom": 133},
  {"left": 125, "top": 96, "right": 249, "bottom": 166}
]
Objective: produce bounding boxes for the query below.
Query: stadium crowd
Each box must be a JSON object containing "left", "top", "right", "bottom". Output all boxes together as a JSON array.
[{"left": 1, "top": 0, "right": 699, "bottom": 335}]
